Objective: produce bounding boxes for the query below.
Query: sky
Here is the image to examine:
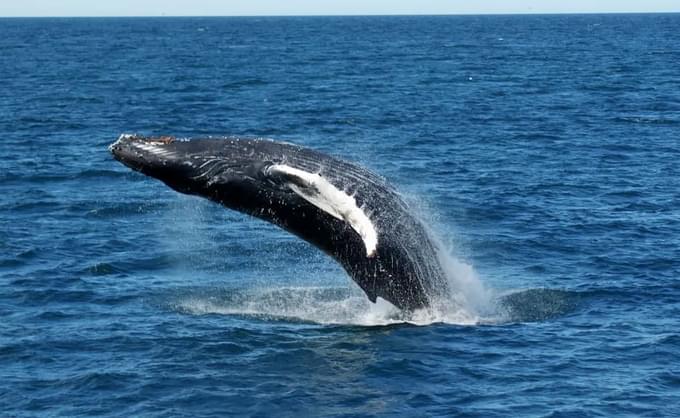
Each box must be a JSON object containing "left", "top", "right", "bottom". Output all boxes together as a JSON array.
[{"left": 1, "top": 0, "right": 678, "bottom": 17}]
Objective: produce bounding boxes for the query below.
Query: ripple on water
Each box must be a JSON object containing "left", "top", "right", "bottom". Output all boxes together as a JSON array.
[{"left": 498, "top": 288, "right": 583, "bottom": 322}]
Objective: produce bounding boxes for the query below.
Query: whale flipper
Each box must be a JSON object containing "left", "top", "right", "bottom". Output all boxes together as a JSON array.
[{"left": 265, "top": 164, "right": 378, "bottom": 257}]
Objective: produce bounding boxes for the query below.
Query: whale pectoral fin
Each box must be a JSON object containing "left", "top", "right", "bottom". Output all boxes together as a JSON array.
[{"left": 264, "top": 164, "right": 378, "bottom": 257}]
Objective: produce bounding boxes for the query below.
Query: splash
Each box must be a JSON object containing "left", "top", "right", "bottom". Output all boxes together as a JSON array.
[
  {"left": 163, "top": 229, "right": 503, "bottom": 326},
  {"left": 157, "top": 184, "right": 576, "bottom": 326},
  {"left": 170, "top": 287, "right": 401, "bottom": 326},
  {"left": 428, "top": 244, "right": 500, "bottom": 324},
  {"left": 168, "top": 285, "right": 487, "bottom": 326},
  {"left": 167, "top": 277, "right": 580, "bottom": 326},
  {"left": 160, "top": 193, "right": 504, "bottom": 326},
  {"left": 394, "top": 192, "right": 501, "bottom": 325}
]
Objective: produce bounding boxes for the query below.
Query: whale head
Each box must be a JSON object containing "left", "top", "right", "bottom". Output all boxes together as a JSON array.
[
  {"left": 109, "top": 133, "right": 277, "bottom": 197},
  {"left": 109, "top": 133, "right": 378, "bottom": 255}
]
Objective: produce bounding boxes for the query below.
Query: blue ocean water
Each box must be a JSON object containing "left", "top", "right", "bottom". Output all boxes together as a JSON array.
[{"left": 1, "top": 14, "right": 680, "bottom": 416}]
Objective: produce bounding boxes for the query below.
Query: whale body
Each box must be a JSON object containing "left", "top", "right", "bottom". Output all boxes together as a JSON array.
[{"left": 110, "top": 134, "right": 448, "bottom": 311}]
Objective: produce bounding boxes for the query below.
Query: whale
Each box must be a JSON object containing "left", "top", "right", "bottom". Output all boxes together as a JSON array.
[{"left": 109, "top": 134, "right": 448, "bottom": 311}]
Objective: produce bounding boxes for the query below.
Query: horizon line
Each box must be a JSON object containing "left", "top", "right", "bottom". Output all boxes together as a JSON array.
[{"left": 1, "top": 11, "right": 679, "bottom": 18}]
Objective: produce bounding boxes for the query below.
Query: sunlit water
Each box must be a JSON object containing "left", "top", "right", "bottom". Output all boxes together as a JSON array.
[{"left": 2, "top": 14, "right": 679, "bottom": 417}]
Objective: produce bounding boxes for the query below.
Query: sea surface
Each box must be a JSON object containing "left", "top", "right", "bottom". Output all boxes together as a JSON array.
[{"left": 1, "top": 14, "right": 679, "bottom": 417}]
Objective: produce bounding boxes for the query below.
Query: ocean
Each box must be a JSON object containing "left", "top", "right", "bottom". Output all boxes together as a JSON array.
[{"left": 1, "top": 14, "right": 679, "bottom": 416}]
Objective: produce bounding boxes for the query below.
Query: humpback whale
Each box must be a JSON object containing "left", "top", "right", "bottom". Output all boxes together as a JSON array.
[{"left": 110, "top": 134, "right": 448, "bottom": 311}]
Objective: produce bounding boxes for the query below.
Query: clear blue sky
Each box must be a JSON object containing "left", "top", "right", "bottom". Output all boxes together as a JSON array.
[{"left": 1, "top": 0, "right": 678, "bottom": 17}]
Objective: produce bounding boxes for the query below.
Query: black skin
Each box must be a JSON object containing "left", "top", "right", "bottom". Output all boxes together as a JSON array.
[{"left": 110, "top": 135, "right": 448, "bottom": 312}]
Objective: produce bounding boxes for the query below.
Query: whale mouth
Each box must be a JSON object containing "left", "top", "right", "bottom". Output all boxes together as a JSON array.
[{"left": 109, "top": 134, "right": 181, "bottom": 173}]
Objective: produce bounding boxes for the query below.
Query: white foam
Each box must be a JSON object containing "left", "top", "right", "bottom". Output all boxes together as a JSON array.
[
  {"left": 167, "top": 243, "right": 505, "bottom": 327},
  {"left": 430, "top": 252, "right": 500, "bottom": 324},
  {"left": 171, "top": 286, "right": 488, "bottom": 326}
]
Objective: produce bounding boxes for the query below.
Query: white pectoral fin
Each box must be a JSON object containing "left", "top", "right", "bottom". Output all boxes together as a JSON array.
[{"left": 266, "top": 164, "right": 378, "bottom": 257}]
